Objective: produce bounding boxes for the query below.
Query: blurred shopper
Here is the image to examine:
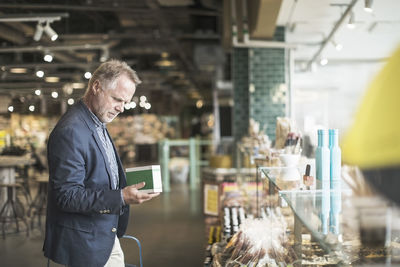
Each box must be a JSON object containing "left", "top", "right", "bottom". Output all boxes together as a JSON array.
[
  {"left": 43, "top": 60, "right": 159, "bottom": 267},
  {"left": 342, "top": 45, "right": 400, "bottom": 205}
]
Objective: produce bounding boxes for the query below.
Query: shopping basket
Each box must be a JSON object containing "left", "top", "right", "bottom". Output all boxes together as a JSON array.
[{"left": 122, "top": 235, "right": 143, "bottom": 267}]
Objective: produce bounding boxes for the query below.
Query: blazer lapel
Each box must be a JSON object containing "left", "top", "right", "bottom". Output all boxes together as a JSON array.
[
  {"left": 106, "top": 129, "right": 127, "bottom": 188},
  {"left": 91, "top": 131, "right": 114, "bottom": 188},
  {"left": 77, "top": 100, "right": 114, "bottom": 188}
]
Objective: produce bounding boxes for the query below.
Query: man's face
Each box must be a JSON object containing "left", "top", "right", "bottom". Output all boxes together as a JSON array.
[{"left": 91, "top": 74, "right": 136, "bottom": 123}]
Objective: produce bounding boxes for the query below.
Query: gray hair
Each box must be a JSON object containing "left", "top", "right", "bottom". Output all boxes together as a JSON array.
[{"left": 85, "top": 59, "right": 141, "bottom": 93}]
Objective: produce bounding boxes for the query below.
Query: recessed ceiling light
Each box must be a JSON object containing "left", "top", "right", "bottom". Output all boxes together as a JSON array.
[
  {"left": 36, "top": 70, "right": 44, "bottom": 78},
  {"left": 44, "top": 54, "right": 53, "bottom": 62},
  {"left": 84, "top": 71, "right": 92, "bottom": 79},
  {"left": 10, "top": 68, "right": 27, "bottom": 74},
  {"left": 45, "top": 76, "right": 59, "bottom": 83},
  {"left": 72, "top": 82, "right": 85, "bottom": 89}
]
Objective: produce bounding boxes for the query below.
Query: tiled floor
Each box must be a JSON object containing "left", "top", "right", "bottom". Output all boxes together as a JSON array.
[{"left": 0, "top": 183, "right": 205, "bottom": 267}]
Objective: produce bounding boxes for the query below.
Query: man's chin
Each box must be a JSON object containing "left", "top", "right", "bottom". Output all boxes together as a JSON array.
[{"left": 104, "top": 115, "right": 117, "bottom": 123}]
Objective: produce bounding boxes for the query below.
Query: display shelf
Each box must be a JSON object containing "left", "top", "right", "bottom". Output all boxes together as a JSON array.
[
  {"left": 261, "top": 166, "right": 400, "bottom": 266},
  {"left": 260, "top": 166, "right": 305, "bottom": 194}
]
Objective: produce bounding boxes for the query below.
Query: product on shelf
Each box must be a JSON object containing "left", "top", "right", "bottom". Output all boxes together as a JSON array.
[{"left": 212, "top": 208, "right": 297, "bottom": 267}]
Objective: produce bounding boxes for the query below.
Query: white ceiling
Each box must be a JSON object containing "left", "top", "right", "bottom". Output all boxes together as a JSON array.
[{"left": 277, "top": 0, "right": 400, "bottom": 61}]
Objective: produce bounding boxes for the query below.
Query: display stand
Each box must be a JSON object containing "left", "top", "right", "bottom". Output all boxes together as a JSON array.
[{"left": 158, "top": 138, "right": 212, "bottom": 192}]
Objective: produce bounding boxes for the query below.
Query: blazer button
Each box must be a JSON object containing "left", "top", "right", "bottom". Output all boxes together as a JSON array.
[{"left": 112, "top": 227, "right": 117, "bottom": 233}]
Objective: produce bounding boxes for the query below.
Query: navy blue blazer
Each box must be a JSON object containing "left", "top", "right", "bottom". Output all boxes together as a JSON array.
[{"left": 43, "top": 100, "right": 129, "bottom": 267}]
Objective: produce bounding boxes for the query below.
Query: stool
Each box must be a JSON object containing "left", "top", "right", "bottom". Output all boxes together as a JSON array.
[
  {"left": 15, "top": 177, "right": 32, "bottom": 206},
  {"left": 29, "top": 178, "right": 48, "bottom": 229},
  {"left": 0, "top": 183, "right": 30, "bottom": 238}
]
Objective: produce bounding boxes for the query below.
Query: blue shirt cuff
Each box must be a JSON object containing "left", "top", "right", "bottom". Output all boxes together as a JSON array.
[{"left": 120, "top": 190, "right": 126, "bottom": 206}]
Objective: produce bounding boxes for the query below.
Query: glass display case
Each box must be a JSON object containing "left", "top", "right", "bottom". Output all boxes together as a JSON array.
[{"left": 260, "top": 166, "right": 400, "bottom": 266}]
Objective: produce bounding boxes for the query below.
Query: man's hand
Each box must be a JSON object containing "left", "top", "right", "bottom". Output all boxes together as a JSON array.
[{"left": 122, "top": 182, "right": 160, "bottom": 204}]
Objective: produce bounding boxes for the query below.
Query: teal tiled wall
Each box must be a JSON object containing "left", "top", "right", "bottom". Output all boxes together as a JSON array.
[
  {"left": 233, "top": 27, "right": 287, "bottom": 141},
  {"left": 232, "top": 47, "right": 250, "bottom": 141}
]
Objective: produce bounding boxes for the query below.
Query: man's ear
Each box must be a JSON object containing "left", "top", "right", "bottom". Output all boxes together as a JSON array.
[{"left": 92, "top": 80, "right": 100, "bottom": 95}]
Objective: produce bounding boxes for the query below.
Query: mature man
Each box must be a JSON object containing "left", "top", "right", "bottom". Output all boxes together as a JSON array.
[{"left": 43, "top": 60, "right": 159, "bottom": 267}]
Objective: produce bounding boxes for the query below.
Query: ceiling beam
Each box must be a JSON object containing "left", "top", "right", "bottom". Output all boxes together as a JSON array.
[
  {"left": 0, "top": 43, "right": 110, "bottom": 53},
  {"left": 0, "top": 4, "right": 220, "bottom": 16},
  {"left": 0, "top": 24, "right": 29, "bottom": 44},
  {"left": 0, "top": 13, "right": 68, "bottom": 22},
  {"left": 0, "top": 60, "right": 137, "bottom": 69}
]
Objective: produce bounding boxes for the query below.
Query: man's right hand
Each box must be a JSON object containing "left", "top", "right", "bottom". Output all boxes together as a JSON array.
[{"left": 122, "top": 182, "right": 160, "bottom": 204}]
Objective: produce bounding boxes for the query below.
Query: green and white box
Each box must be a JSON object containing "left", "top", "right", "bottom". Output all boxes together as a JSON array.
[{"left": 125, "top": 165, "right": 162, "bottom": 193}]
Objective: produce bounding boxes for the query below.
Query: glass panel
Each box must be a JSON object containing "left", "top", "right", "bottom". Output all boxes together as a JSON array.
[{"left": 261, "top": 166, "right": 400, "bottom": 265}]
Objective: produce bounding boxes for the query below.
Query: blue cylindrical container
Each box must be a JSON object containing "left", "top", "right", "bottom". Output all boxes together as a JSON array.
[
  {"left": 329, "top": 129, "right": 342, "bottom": 187},
  {"left": 316, "top": 129, "right": 330, "bottom": 189}
]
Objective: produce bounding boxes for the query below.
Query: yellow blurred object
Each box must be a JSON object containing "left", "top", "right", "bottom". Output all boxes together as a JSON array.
[
  {"left": 342, "top": 45, "right": 400, "bottom": 168},
  {"left": 243, "top": 155, "right": 256, "bottom": 168},
  {"left": 209, "top": 155, "right": 232, "bottom": 168}
]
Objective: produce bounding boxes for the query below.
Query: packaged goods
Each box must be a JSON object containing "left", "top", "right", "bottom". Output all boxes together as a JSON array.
[{"left": 125, "top": 165, "right": 162, "bottom": 193}]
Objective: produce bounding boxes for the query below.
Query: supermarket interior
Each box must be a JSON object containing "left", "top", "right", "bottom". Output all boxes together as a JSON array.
[{"left": 1, "top": 0, "right": 400, "bottom": 266}]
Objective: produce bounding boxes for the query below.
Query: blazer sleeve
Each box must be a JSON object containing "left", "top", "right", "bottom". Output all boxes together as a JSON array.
[{"left": 48, "top": 125, "right": 123, "bottom": 215}]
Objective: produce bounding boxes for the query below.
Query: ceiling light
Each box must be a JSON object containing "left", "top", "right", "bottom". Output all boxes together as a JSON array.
[
  {"left": 44, "top": 51, "right": 53, "bottom": 62},
  {"left": 51, "top": 91, "right": 58, "bottom": 98},
  {"left": 125, "top": 102, "right": 137, "bottom": 110},
  {"left": 36, "top": 70, "right": 44, "bottom": 78},
  {"left": 72, "top": 82, "right": 85, "bottom": 89},
  {"left": 33, "top": 22, "right": 44, "bottom": 41},
  {"left": 196, "top": 99, "right": 204, "bottom": 109},
  {"left": 10, "top": 68, "right": 27, "bottom": 74},
  {"left": 8, "top": 105, "right": 14, "bottom": 112},
  {"left": 45, "top": 76, "right": 59, "bottom": 83},
  {"left": 347, "top": 12, "right": 356, "bottom": 29},
  {"left": 35, "top": 89, "right": 41, "bottom": 96},
  {"left": 320, "top": 58, "right": 328, "bottom": 66},
  {"left": 67, "top": 98, "right": 75, "bottom": 105},
  {"left": 335, "top": 43, "right": 343, "bottom": 51},
  {"left": 29, "top": 105, "right": 35, "bottom": 112},
  {"left": 144, "top": 103, "right": 151, "bottom": 110},
  {"left": 364, "top": 0, "right": 373, "bottom": 12},
  {"left": 331, "top": 40, "right": 343, "bottom": 51},
  {"left": 84, "top": 71, "right": 92, "bottom": 79},
  {"left": 44, "top": 21, "right": 58, "bottom": 41},
  {"left": 139, "top": 96, "right": 147, "bottom": 102},
  {"left": 139, "top": 101, "right": 145, "bottom": 108}
]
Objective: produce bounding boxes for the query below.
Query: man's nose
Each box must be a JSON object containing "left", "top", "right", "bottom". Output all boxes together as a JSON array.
[{"left": 115, "top": 102, "right": 124, "bottom": 113}]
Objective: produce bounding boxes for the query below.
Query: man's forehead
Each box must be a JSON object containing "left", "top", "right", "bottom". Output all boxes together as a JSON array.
[{"left": 109, "top": 85, "right": 135, "bottom": 102}]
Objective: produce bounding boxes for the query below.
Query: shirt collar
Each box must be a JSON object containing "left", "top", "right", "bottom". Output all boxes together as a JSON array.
[{"left": 81, "top": 100, "right": 106, "bottom": 129}]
